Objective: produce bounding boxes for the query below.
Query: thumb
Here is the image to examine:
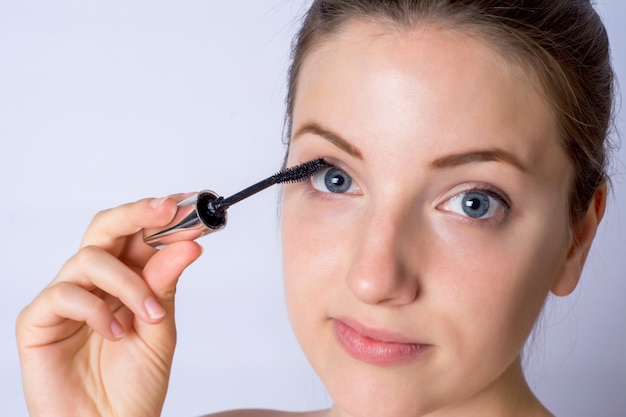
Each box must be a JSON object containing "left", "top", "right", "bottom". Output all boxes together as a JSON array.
[
  {"left": 143, "top": 240, "right": 203, "bottom": 306},
  {"left": 132, "top": 241, "right": 203, "bottom": 346}
]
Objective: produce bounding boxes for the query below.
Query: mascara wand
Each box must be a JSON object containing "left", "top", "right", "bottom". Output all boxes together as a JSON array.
[
  {"left": 207, "top": 158, "right": 328, "bottom": 215},
  {"left": 143, "top": 158, "right": 328, "bottom": 247}
]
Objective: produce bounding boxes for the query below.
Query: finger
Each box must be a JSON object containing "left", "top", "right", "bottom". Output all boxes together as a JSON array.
[
  {"left": 115, "top": 193, "right": 200, "bottom": 268},
  {"left": 132, "top": 240, "right": 202, "bottom": 339},
  {"left": 51, "top": 245, "right": 166, "bottom": 324},
  {"left": 18, "top": 281, "right": 125, "bottom": 345},
  {"left": 80, "top": 195, "right": 186, "bottom": 256},
  {"left": 143, "top": 240, "right": 203, "bottom": 302}
]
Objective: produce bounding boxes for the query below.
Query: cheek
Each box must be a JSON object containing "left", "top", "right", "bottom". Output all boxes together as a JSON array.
[
  {"left": 281, "top": 185, "right": 358, "bottom": 290},
  {"left": 280, "top": 194, "right": 350, "bottom": 367},
  {"left": 281, "top": 192, "right": 342, "bottom": 319},
  {"left": 280, "top": 183, "right": 368, "bottom": 348},
  {"left": 431, "top": 215, "right": 570, "bottom": 354},
  {"left": 282, "top": 203, "right": 337, "bottom": 290}
]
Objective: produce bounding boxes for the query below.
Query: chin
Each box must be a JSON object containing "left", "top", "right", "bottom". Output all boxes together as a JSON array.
[{"left": 323, "top": 368, "right": 442, "bottom": 417}]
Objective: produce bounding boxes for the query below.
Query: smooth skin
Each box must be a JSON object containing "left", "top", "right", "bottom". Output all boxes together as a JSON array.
[
  {"left": 281, "top": 21, "right": 605, "bottom": 417},
  {"left": 16, "top": 19, "right": 605, "bottom": 417}
]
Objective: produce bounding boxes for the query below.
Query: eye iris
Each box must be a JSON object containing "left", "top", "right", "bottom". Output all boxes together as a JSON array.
[
  {"left": 324, "top": 168, "right": 352, "bottom": 193},
  {"left": 462, "top": 192, "right": 489, "bottom": 218}
]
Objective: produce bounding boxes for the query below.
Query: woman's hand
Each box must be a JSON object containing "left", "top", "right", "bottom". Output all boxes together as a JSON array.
[{"left": 16, "top": 196, "right": 203, "bottom": 417}]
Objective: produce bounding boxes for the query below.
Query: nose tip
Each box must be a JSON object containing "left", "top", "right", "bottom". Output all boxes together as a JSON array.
[
  {"left": 348, "top": 269, "right": 419, "bottom": 306},
  {"left": 345, "top": 222, "right": 420, "bottom": 306}
]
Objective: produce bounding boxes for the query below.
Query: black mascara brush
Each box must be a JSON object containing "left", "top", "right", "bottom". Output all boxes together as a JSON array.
[
  {"left": 207, "top": 158, "right": 328, "bottom": 215},
  {"left": 143, "top": 158, "right": 328, "bottom": 247}
]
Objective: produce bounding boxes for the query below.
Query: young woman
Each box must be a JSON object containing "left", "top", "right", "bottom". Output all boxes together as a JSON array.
[{"left": 16, "top": 1, "right": 614, "bottom": 416}]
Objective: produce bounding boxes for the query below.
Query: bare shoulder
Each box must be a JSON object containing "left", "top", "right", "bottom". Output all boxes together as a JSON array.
[{"left": 204, "top": 409, "right": 328, "bottom": 417}]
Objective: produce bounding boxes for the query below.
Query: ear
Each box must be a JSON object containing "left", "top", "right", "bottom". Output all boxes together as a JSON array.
[{"left": 551, "top": 184, "right": 607, "bottom": 296}]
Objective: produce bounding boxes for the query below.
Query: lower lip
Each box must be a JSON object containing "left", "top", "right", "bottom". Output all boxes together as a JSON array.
[{"left": 332, "top": 319, "right": 431, "bottom": 367}]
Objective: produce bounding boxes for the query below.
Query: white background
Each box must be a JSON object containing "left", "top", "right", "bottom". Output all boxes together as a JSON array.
[{"left": 0, "top": 1, "right": 624, "bottom": 416}]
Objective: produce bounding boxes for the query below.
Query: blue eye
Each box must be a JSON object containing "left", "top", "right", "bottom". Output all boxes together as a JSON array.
[
  {"left": 461, "top": 192, "right": 490, "bottom": 218},
  {"left": 443, "top": 189, "right": 508, "bottom": 220},
  {"left": 310, "top": 166, "right": 357, "bottom": 194}
]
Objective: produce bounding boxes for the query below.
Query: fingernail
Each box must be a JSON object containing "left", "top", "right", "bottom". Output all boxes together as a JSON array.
[
  {"left": 149, "top": 197, "right": 167, "bottom": 209},
  {"left": 145, "top": 296, "right": 166, "bottom": 320},
  {"left": 111, "top": 320, "right": 125, "bottom": 339}
]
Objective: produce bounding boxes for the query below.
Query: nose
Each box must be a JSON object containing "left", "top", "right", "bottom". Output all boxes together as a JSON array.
[{"left": 345, "top": 208, "right": 420, "bottom": 306}]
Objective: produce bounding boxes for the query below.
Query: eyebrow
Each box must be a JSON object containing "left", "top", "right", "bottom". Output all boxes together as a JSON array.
[
  {"left": 292, "top": 122, "right": 526, "bottom": 172},
  {"left": 292, "top": 122, "right": 364, "bottom": 159},
  {"left": 430, "top": 149, "right": 528, "bottom": 172}
]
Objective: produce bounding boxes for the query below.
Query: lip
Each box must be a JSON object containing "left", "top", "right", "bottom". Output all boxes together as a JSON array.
[{"left": 332, "top": 318, "right": 432, "bottom": 367}]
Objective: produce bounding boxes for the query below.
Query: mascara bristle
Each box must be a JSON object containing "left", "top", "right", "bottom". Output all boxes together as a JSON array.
[
  {"left": 273, "top": 158, "right": 328, "bottom": 184},
  {"left": 208, "top": 158, "right": 329, "bottom": 215}
]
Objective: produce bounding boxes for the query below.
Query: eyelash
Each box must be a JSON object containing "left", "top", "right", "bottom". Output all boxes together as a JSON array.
[
  {"left": 439, "top": 185, "right": 511, "bottom": 226},
  {"left": 306, "top": 162, "right": 360, "bottom": 199},
  {"left": 303, "top": 160, "right": 511, "bottom": 225}
]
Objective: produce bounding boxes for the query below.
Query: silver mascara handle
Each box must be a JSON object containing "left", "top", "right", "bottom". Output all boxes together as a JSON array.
[{"left": 143, "top": 190, "right": 227, "bottom": 247}]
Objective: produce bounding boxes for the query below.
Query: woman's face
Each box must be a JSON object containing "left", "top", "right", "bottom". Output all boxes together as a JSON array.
[{"left": 281, "top": 21, "right": 574, "bottom": 416}]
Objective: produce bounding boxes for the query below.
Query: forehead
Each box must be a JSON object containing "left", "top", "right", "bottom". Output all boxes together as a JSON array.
[
  {"left": 297, "top": 19, "right": 545, "bottom": 128},
  {"left": 292, "top": 20, "right": 569, "bottom": 184}
]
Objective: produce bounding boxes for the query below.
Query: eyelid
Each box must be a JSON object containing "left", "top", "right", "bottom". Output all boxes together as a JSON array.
[
  {"left": 306, "top": 158, "right": 362, "bottom": 197},
  {"left": 437, "top": 183, "right": 511, "bottom": 225},
  {"left": 468, "top": 187, "right": 511, "bottom": 211},
  {"left": 441, "top": 183, "right": 511, "bottom": 209}
]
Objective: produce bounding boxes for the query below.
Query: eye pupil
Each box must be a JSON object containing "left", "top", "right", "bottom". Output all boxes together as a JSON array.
[
  {"left": 324, "top": 167, "right": 352, "bottom": 193},
  {"left": 462, "top": 192, "right": 490, "bottom": 218}
]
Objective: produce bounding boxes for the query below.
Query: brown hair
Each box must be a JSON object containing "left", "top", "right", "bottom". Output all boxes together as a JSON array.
[{"left": 284, "top": 0, "right": 615, "bottom": 226}]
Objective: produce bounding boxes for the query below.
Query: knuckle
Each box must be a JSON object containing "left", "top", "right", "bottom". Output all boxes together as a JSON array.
[
  {"left": 72, "top": 245, "right": 104, "bottom": 268},
  {"left": 160, "top": 286, "right": 177, "bottom": 302},
  {"left": 15, "top": 305, "right": 29, "bottom": 331},
  {"left": 86, "top": 296, "right": 110, "bottom": 317},
  {"left": 90, "top": 207, "right": 114, "bottom": 225},
  {"left": 46, "top": 281, "right": 72, "bottom": 305}
]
